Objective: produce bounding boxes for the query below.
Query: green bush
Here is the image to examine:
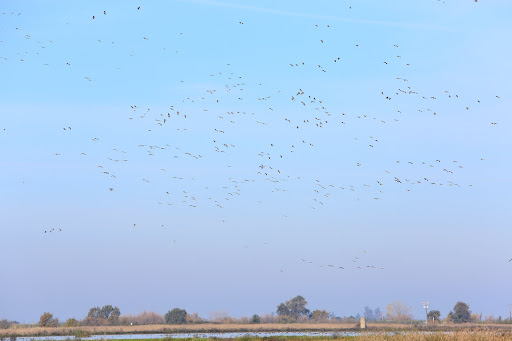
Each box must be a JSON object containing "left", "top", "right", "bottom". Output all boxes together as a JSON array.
[
  {"left": 250, "top": 314, "right": 261, "bottom": 324},
  {"left": 165, "top": 308, "right": 187, "bottom": 324}
]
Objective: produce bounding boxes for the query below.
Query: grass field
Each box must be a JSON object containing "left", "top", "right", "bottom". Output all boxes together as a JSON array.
[{"left": 2, "top": 323, "right": 512, "bottom": 338}]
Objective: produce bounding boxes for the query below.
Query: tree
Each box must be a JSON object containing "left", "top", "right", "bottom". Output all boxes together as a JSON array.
[
  {"left": 208, "top": 311, "right": 232, "bottom": 323},
  {"left": 64, "top": 318, "right": 79, "bottom": 327},
  {"left": 186, "top": 312, "right": 203, "bottom": 323},
  {"left": 100, "top": 305, "right": 116, "bottom": 319},
  {"left": 250, "top": 314, "right": 261, "bottom": 324},
  {"left": 386, "top": 301, "right": 413, "bottom": 321},
  {"left": 364, "top": 307, "right": 374, "bottom": 321},
  {"left": 0, "top": 319, "right": 11, "bottom": 329},
  {"left": 277, "top": 303, "right": 290, "bottom": 317},
  {"left": 427, "top": 310, "right": 441, "bottom": 322},
  {"left": 276, "top": 295, "right": 310, "bottom": 320},
  {"left": 449, "top": 302, "right": 471, "bottom": 323},
  {"left": 310, "top": 310, "right": 330, "bottom": 321},
  {"left": 165, "top": 308, "right": 187, "bottom": 324},
  {"left": 87, "top": 307, "right": 101, "bottom": 319},
  {"left": 38, "top": 312, "right": 59, "bottom": 327},
  {"left": 470, "top": 313, "right": 481, "bottom": 322},
  {"left": 84, "top": 305, "right": 121, "bottom": 326},
  {"left": 107, "top": 307, "right": 121, "bottom": 325},
  {"left": 374, "top": 307, "right": 382, "bottom": 321}
]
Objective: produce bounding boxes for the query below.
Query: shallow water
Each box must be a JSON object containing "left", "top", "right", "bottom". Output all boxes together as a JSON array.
[{"left": 14, "top": 331, "right": 361, "bottom": 341}]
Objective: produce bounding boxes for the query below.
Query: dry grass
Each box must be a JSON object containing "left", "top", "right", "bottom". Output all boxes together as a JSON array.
[
  {"left": 346, "top": 330, "right": 512, "bottom": 340},
  {"left": 2, "top": 323, "right": 346, "bottom": 337},
  {"left": 2, "top": 323, "right": 512, "bottom": 338}
]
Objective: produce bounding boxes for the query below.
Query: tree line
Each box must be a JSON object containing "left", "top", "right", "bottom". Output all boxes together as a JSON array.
[
  {"left": 33, "top": 306, "right": 193, "bottom": 327},
  {"left": 273, "top": 296, "right": 481, "bottom": 324},
  {"left": 2, "top": 297, "right": 510, "bottom": 329}
]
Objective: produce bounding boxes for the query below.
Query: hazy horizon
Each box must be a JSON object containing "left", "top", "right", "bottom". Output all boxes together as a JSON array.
[{"left": 1, "top": 0, "right": 511, "bottom": 324}]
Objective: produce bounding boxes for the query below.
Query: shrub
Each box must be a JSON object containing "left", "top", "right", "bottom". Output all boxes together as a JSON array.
[
  {"left": 119, "top": 311, "right": 165, "bottom": 325},
  {"left": 208, "top": 311, "right": 232, "bottom": 323},
  {"left": 250, "top": 314, "right": 261, "bottom": 324},
  {"left": 64, "top": 318, "right": 79, "bottom": 327},
  {"left": 185, "top": 313, "right": 204, "bottom": 324},
  {"left": 278, "top": 315, "right": 297, "bottom": 323},
  {"left": 310, "top": 309, "right": 330, "bottom": 321},
  {"left": 0, "top": 319, "right": 12, "bottom": 329},
  {"left": 38, "top": 312, "right": 59, "bottom": 327},
  {"left": 165, "top": 308, "right": 187, "bottom": 324},
  {"left": 136, "top": 311, "right": 164, "bottom": 325},
  {"left": 260, "top": 313, "right": 277, "bottom": 323},
  {"left": 73, "top": 329, "right": 91, "bottom": 338}
]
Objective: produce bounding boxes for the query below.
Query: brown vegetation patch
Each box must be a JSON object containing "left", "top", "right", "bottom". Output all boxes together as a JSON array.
[{"left": 2, "top": 323, "right": 512, "bottom": 338}]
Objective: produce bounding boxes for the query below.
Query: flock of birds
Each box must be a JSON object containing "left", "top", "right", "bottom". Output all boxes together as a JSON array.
[
  {"left": 44, "top": 228, "right": 62, "bottom": 234},
  {"left": 298, "top": 250, "right": 385, "bottom": 272},
  {"left": 2, "top": 1, "right": 508, "bottom": 272}
]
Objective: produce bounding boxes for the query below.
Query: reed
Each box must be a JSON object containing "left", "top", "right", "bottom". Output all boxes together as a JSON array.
[
  {"left": 350, "top": 330, "right": 512, "bottom": 340},
  {"left": 2, "top": 323, "right": 512, "bottom": 338}
]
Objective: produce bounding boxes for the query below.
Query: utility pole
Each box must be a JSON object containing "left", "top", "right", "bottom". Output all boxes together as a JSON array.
[
  {"left": 508, "top": 304, "right": 512, "bottom": 321},
  {"left": 422, "top": 301, "right": 429, "bottom": 325}
]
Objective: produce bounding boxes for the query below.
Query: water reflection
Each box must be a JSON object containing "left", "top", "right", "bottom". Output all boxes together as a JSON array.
[{"left": 15, "top": 331, "right": 360, "bottom": 341}]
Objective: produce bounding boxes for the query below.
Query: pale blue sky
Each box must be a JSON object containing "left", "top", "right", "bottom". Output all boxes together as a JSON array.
[{"left": 1, "top": 0, "right": 511, "bottom": 323}]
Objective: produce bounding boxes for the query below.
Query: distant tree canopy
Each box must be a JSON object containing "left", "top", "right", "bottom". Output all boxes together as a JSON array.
[
  {"left": 276, "top": 295, "right": 310, "bottom": 320},
  {"left": 374, "top": 307, "right": 382, "bottom": 320},
  {"left": 0, "top": 319, "right": 16, "bottom": 329},
  {"left": 0, "top": 320, "right": 8, "bottom": 329},
  {"left": 64, "top": 318, "right": 79, "bottom": 327},
  {"left": 84, "top": 305, "right": 121, "bottom": 325},
  {"left": 186, "top": 312, "right": 203, "bottom": 324},
  {"left": 427, "top": 310, "right": 441, "bottom": 321},
  {"left": 38, "top": 312, "right": 59, "bottom": 327},
  {"left": 363, "top": 306, "right": 382, "bottom": 321},
  {"left": 165, "top": 308, "right": 187, "bottom": 324},
  {"left": 250, "top": 314, "right": 261, "bottom": 324},
  {"left": 386, "top": 301, "right": 413, "bottom": 321},
  {"left": 310, "top": 309, "right": 329, "bottom": 321},
  {"left": 448, "top": 302, "right": 471, "bottom": 323}
]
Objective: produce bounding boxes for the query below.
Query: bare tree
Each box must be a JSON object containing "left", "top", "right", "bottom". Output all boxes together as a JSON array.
[
  {"left": 186, "top": 312, "right": 204, "bottom": 324},
  {"left": 386, "top": 301, "right": 413, "bottom": 321},
  {"left": 120, "top": 311, "right": 165, "bottom": 325},
  {"left": 260, "top": 313, "right": 277, "bottom": 323},
  {"left": 208, "top": 311, "right": 232, "bottom": 323}
]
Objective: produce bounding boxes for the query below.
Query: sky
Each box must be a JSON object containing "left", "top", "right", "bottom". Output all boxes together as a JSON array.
[{"left": 1, "top": 0, "right": 511, "bottom": 323}]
